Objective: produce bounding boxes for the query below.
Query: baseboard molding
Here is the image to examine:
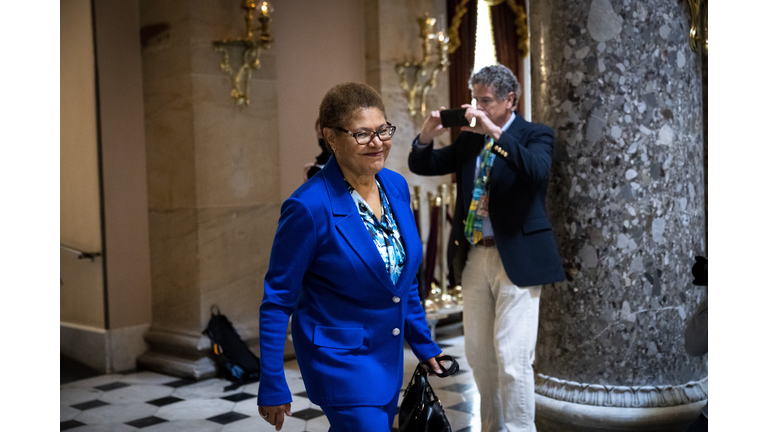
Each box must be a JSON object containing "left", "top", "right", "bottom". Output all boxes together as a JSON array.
[{"left": 60, "top": 322, "right": 150, "bottom": 374}]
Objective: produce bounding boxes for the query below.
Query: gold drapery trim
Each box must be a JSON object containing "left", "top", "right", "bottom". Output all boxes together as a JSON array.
[
  {"left": 447, "top": 0, "right": 529, "bottom": 57},
  {"left": 447, "top": 0, "right": 472, "bottom": 54}
]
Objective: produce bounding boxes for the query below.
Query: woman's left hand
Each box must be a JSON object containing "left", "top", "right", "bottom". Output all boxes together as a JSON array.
[{"left": 421, "top": 353, "right": 445, "bottom": 376}]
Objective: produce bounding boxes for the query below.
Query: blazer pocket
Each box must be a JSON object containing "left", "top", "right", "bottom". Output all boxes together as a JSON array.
[
  {"left": 313, "top": 326, "right": 364, "bottom": 349},
  {"left": 522, "top": 217, "right": 552, "bottom": 234}
]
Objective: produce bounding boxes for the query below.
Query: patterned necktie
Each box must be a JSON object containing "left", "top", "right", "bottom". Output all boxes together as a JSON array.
[{"left": 464, "top": 138, "right": 496, "bottom": 244}]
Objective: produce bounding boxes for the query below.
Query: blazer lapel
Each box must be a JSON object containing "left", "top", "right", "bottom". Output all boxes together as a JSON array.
[
  {"left": 377, "top": 170, "right": 419, "bottom": 295},
  {"left": 490, "top": 113, "right": 525, "bottom": 184},
  {"left": 324, "top": 156, "right": 397, "bottom": 293}
]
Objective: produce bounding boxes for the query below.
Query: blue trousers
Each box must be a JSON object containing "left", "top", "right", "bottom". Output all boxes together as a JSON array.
[{"left": 321, "top": 388, "right": 400, "bottom": 432}]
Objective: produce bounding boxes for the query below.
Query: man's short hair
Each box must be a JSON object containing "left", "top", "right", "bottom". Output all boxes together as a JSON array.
[{"left": 469, "top": 64, "right": 520, "bottom": 107}]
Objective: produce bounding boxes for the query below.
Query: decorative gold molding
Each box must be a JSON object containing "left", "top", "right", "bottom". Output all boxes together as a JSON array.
[
  {"left": 447, "top": 0, "right": 471, "bottom": 55},
  {"left": 505, "top": 0, "right": 529, "bottom": 57},
  {"left": 687, "top": 0, "right": 707, "bottom": 55},
  {"left": 447, "top": 0, "right": 529, "bottom": 57}
]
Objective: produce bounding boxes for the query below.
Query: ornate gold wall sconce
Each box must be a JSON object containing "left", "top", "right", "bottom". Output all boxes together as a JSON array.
[
  {"left": 213, "top": 0, "right": 274, "bottom": 106},
  {"left": 687, "top": 0, "right": 708, "bottom": 55},
  {"left": 395, "top": 13, "right": 450, "bottom": 118}
]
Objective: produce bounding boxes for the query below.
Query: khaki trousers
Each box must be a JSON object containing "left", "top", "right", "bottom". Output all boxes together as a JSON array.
[{"left": 462, "top": 245, "right": 541, "bottom": 432}]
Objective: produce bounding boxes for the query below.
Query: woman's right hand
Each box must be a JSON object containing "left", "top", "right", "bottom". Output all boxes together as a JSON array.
[{"left": 258, "top": 403, "right": 292, "bottom": 431}]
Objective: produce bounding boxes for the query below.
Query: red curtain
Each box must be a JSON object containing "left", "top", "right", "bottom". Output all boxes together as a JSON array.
[
  {"left": 447, "top": 0, "right": 477, "bottom": 142},
  {"left": 490, "top": 0, "right": 526, "bottom": 115}
]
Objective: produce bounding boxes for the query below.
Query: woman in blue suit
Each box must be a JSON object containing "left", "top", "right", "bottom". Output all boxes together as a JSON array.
[{"left": 257, "top": 82, "right": 444, "bottom": 431}]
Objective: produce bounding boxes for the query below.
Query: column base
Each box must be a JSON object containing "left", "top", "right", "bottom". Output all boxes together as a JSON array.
[
  {"left": 535, "top": 393, "right": 706, "bottom": 432},
  {"left": 136, "top": 328, "right": 217, "bottom": 380}
]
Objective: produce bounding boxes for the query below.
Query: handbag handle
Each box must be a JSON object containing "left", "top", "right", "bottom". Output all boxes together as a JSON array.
[{"left": 424, "top": 354, "right": 460, "bottom": 378}]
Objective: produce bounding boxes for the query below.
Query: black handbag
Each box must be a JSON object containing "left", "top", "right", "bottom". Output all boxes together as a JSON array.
[{"left": 398, "top": 355, "right": 460, "bottom": 432}]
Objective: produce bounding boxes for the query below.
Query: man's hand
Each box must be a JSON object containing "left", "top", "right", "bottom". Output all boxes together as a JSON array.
[
  {"left": 459, "top": 104, "right": 503, "bottom": 140},
  {"left": 418, "top": 107, "right": 450, "bottom": 145},
  {"left": 258, "top": 403, "right": 292, "bottom": 431}
]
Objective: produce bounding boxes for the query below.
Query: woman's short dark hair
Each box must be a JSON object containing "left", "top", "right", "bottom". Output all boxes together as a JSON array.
[
  {"left": 318, "top": 82, "right": 386, "bottom": 134},
  {"left": 469, "top": 64, "right": 520, "bottom": 107}
]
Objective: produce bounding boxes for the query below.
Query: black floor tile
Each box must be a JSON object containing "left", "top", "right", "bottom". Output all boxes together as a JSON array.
[
  {"left": 61, "top": 354, "right": 101, "bottom": 385},
  {"left": 293, "top": 391, "right": 308, "bottom": 398},
  {"left": 222, "top": 392, "right": 257, "bottom": 402},
  {"left": 71, "top": 399, "right": 109, "bottom": 411},
  {"left": 60, "top": 420, "right": 86, "bottom": 430},
  {"left": 445, "top": 400, "right": 474, "bottom": 413},
  {"left": 440, "top": 383, "right": 475, "bottom": 393},
  {"left": 163, "top": 378, "right": 196, "bottom": 388},
  {"left": 207, "top": 411, "right": 250, "bottom": 425},
  {"left": 125, "top": 416, "right": 168, "bottom": 428},
  {"left": 147, "top": 396, "right": 184, "bottom": 407},
  {"left": 456, "top": 369, "right": 470, "bottom": 375},
  {"left": 291, "top": 408, "right": 325, "bottom": 421},
  {"left": 94, "top": 381, "right": 130, "bottom": 391}
]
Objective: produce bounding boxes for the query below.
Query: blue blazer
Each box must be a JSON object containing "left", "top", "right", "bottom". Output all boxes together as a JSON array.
[
  {"left": 257, "top": 155, "right": 441, "bottom": 407},
  {"left": 409, "top": 114, "right": 565, "bottom": 287}
]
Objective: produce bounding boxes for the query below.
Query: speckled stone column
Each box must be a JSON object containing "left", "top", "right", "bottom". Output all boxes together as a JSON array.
[{"left": 529, "top": 1, "right": 707, "bottom": 430}]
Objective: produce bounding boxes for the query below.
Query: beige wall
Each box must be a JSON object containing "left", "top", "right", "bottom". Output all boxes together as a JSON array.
[
  {"left": 60, "top": 0, "right": 105, "bottom": 328},
  {"left": 60, "top": 0, "right": 102, "bottom": 253},
  {"left": 61, "top": 0, "right": 152, "bottom": 372},
  {"left": 93, "top": 0, "right": 152, "bottom": 330},
  {"left": 275, "top": 0, "right": 367, "bottom": 200}
]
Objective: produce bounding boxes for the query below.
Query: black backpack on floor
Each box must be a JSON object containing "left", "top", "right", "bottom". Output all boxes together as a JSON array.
[{"left": 203, "top": 305, "right": 261, "bottom": 391}]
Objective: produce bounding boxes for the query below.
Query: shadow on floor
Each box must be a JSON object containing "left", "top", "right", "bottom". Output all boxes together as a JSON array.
[{"left": 61, "top": 354, "right": 101, "bottom": 385}]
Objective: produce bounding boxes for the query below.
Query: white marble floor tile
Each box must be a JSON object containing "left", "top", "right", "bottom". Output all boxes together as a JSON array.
[
  {"left": 155, "top": 398, "right": 235, "bottom": 421},
  {"left": 119, "top": 371, "right": 179, "bottom": 386},
  {"left": 61, "top": 403, "right": 81, "bottom": 422},
  {"left": 61, "top": 374, "right": 126, "bottom": 390},
  {"left": 67, "top": 423, "right": 139, "bottom": 432},
  {"left": 304, "top": 413, "right": 331, "bottom": 432},
  {"left": 287, "top": 394, "right": 313, "bottom": 411},
  {"left": 61, "top": 387, "right": 104, "bottom": 405},
  {"left": 444, "top": 408, "right": 478, "bottom": 430},
  {"left": 99, "top": 384, "right": 175, "bottom": 405},
  {"left": 171, "top": 378, "right": 241, "bottom": 400},
  {"left": 241, "top": 381, "right": 260, "bottom": 395},
  {"left": 285, "top": 375, "right": 308, "bottom": 395},
  {"left": 231, "top": 396, "right": 260, "bottom": 417},
  {"left": 74, "top": 402, "right": 158, "bottom": 425},
  {"left": 141, "top": 419, "right": 223, "bottom": 432},
  {"left": 221, "top": 416, "right": 304, "bottom": 432}
]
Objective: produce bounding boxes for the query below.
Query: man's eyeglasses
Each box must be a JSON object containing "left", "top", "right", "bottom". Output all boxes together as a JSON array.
[{"left": 336, "top": 123, "right": 396, "bottom": 145}]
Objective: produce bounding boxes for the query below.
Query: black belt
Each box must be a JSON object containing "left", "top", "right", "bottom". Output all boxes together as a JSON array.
[{"left": 476, "top": 237, "right": 495, "bottom": 247}]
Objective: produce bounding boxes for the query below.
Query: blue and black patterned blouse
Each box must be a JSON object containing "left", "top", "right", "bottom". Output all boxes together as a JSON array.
[{"left": 346, "top": 179, "right": 406, "bottom": 285}]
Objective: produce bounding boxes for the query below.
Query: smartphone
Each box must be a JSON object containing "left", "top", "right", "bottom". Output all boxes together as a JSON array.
[{"left": 440, "top": 108, "right": 470, "bottom": 128}]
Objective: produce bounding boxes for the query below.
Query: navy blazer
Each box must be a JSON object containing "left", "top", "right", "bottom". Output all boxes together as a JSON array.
[
  {"left": 258, "top": 155, "right": 441, "bottom": 407},
  {"left": 409, "top": 114, "right": 565, "bottom": 287}
]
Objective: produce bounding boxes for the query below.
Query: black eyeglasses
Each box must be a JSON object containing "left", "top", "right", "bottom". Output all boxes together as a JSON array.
[{"left": 336, "top": 123, "right": 396, "bottom": 145}]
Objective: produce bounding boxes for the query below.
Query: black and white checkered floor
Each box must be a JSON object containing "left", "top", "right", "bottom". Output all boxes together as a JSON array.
[{"left": 61, "top": 335, "right": 482, "bottom": 432}]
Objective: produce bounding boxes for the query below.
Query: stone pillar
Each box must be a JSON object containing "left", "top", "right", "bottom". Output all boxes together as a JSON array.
[
  {"left": 137, "top": 0, "right": 281, "bottom": 379},
  {"left": 529, "top": 0, "right": 707, "bottom": 430}
]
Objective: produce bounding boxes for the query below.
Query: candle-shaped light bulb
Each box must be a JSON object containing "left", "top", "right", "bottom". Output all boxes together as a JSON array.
[
  {"left": 261, "top": 1, "right": 269, "bottom": 16},
  {"left": 437, "top": 31, "right": 445, "bottom": 42}
]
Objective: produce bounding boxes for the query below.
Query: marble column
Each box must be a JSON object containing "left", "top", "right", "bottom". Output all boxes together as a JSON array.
[
  {"left": 529, "top": 0, "right": 707, "bottom": 430},
  {"left": 136, "top": 0, "right": 281, "bottom": 379}
]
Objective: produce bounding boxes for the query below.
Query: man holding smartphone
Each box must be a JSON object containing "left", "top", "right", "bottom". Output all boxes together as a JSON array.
[{"left": 408, "top": 64, "right": 564, "bottom": 432}]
